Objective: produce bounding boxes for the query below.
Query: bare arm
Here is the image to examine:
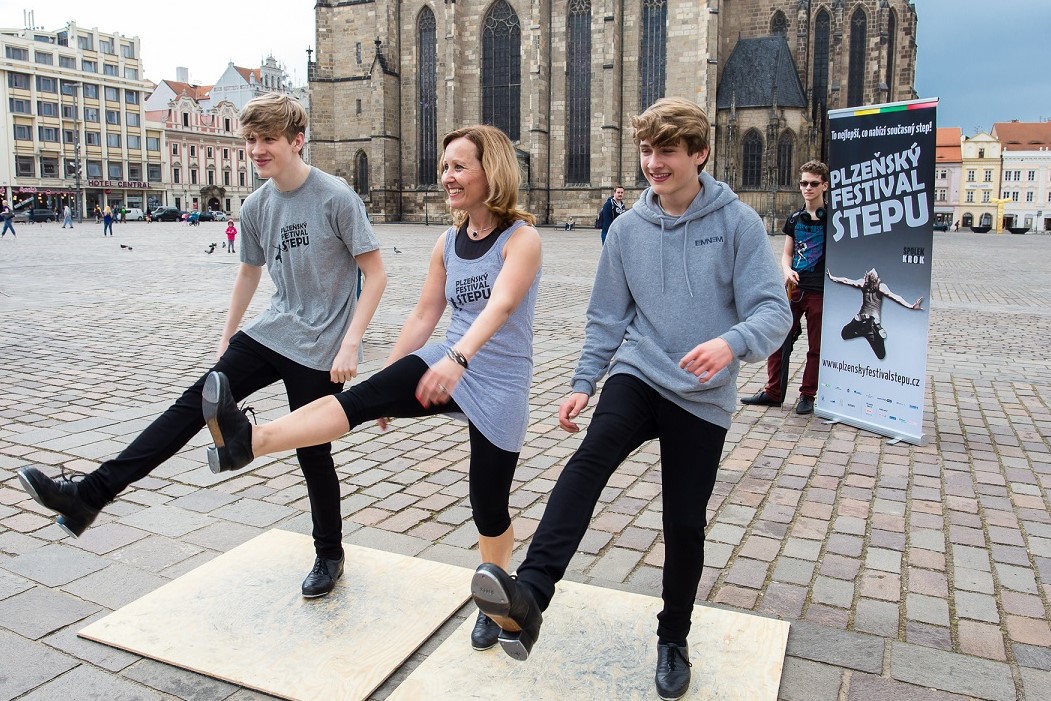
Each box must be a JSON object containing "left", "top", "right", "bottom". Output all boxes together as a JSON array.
[
  {"left": 217, "top": 263, "right": 263, "bottom": 359},
  {"left": 329, "top": 249, "right": 388, "bottom": 383},
  {"left": 781, "top": 236, "right": 798, "bottom": 285},
  {"left": 827, "top": 269, "right": 863, "bottom": 288},
  {"left": 879, "top": 283, "right": 924, "bottom": 310}
]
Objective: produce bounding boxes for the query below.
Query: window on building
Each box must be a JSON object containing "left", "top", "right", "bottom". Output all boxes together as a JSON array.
[
  {"left": 224, "top": 117, "right": 231, "bottom": 131},
  {"left": 190, "top": 145, "right": 197, "bottom": 157},
  {"left": 61, "top": 80, "right": 77, "bottom": 96},
  {"left": 41, "top": 157, "right": 59, "bottom": 178},
  {"left": 85, "top": 131, "right": 101, "bottom": 145},
  {"left": 777, "top": 132, "right": 794, "bottom": 188},
  {"left": 5, "top": 46, "right": 28, "bottom": 60},
  {"left": 128, "top": 163, "right": 142, "bottom": 180},
  {"left": 105, "top": 110, "right": 120, "bottom": 125},
  {"left": 356, "top": 42, "right": 362, "bottom": 64},
  {"left": 982, "top": 191, "right": 991, "bottom": 203},
  {"left": 936, "top": 189, "right": 946, "bottom": 202},
  {"left": 103, "top": 64, "right": 118, "bottom": 76},
  {"left": 128, "top": 135, "right": 141, "bottom": 149},
  {"left": 639, "top": 0, "right": 668, "bottom": 112},
  {"left": 147, "top": 164, "right": 161, "bottom": 181},
  {"left": 223, "top": 147, "right": 229, "bottom": 159},
  {"left": 1009, "top": 191, "right": 1017, "bottom": 202},
  {"left": 108, "top": 162, "right": 123, "bottom": 179},
  {"left": 356, "top": 151, "right": 369, "bottom": 195},
  {"left": 566, "top": 0, "right": 592, "bottom": 184},
  {"left": 742, "top": 130, "right": 763, "bottom": 189},
  {"left": 482, "top": 1, "right": 522, "bottom": 140},
  {"left": 182, "top": 112, "right": 190, "bottom": 127},
  {"left": 223, "top": 171, "right": 231, "bottom": 186},
  {"left": 8, "top": 71, "right": 30, "bottom": 89},
  {"left": 35, "top": 51, "right": 53, "bottom": 65},
  {"left": 207, "top": 170, "right": 215, "bottom": 185},
  {"left": 1028, "top": 170, "right": 1036, "bottom": 181},
  {"left": 9, "top": 98, "right": 31, "bottom": 113},
  {"left": 207, "top": 147, "right": 213, "bottom": 158},
  {"left": 64, "top": 158, "right": 77, "bottom": 176},
  {"left": 978, "top": 148, "right": 985, "bottom": 158},
  {"left": 121, "top": 43, "right": 135, "bottom": 59},
  {"left": 62, "top": 104, "right": 77, "bottom": 119},
  {"left": 1026, "top": 191, "right": 1034, "bottom": 202},
  {"left": 36, "top": 75, "right": 57, "bottom": 93},
  {"left": 356, "top": 99, "right": 362, "bottom": 115},
  {"left": 174, "top": 168, "right": 181, "bottom": 184},
  {"left": 59, "top": 54, "right": 76, "bottom": 69},
  {"left": 127, "top": 113, "right": 140, "bottom": 127},
  {"left": 86, "top": 160, "right": 102, "bottom": 178},
  {"left": 107, "top": 132, "right": 121, "bottom": 147},
  {"left": 190, "top": 169, "right": 198, "bottom": 185},
  {"left": 84, "top": 107, "right": 99, "bottom": 122},
  {"left": 39, "top": 126, "right": 60, "bottom": 142},
  {"left": 239, "top": 171, "right": 246, "bottom": 186},
  {"left": 983, "top": 170, "right": 992, "bottom": 182},
  {"left": 417, "top": 6, "right": 438, "bottom": 185},
  {"left": 885, "top": 9, "right": 897, "bottom": 94},
  {"left": 965, "top": 190, "right": 974, "bottom": 203},
  {"left": 99, "top": 39, "right": 114, "bottom": 54},
  {"left": 238, "top": 149, "right": 245, "bottom": 160},
  {"left": 77, "top": 35, "right": 93, "bottom": 51},
  {"left": 63, "top": 129, "right": 75, "bottom": 144},
  {"left": 812, "top": 10, "right": 831, "bottom": 119},
  {"left": 82, "top": 59, "right": 96, "bottom": 73},
  {"left": 938, "top": 169, "right": 947, "bottom": 179},
  {"left": 82, "top": 83, "right": 98, "bottom": 98},
  {"left": 13, "top": 124, "right": 33, "bottom": 141},
  {"left": 15, "top": 155, "right": 35, "bottom": 176},
  {"left": 1004, "top": 171, "right": 1013, "bottom": 182},
  {"left": 966, "top": 169, "right": 975, "bottom": 182},
  {"left": 771, "top": 10, "right": 787, "bottom": 35},
  {"left": 125, "top": 87, "right": 139, "bottom": 103},
  {"left": 172, "top": 143, "right": 180, "bottom": 155},
  {"left": 847, "top": 8, "right": 867, "bottom": 106},
  {"left": 147, "top": 136, "right": 159, "bottom": 151},
  {"left": 105, "top": 86, "right": 119, "bottom": 101}
]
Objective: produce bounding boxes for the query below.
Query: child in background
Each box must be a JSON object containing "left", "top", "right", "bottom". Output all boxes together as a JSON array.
[{"left": 225, "top": 220, "right": 238, "bottom": 253}]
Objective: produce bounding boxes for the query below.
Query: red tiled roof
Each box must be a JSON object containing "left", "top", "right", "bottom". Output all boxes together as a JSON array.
[
  {"left": 992, "top": 121, "right": 1051, "bottom": 151},
  {"left": 164, "top": 80, "right": 213, "bottom": 102},
  {"left": 936, "top": 127, "right": 962, "bottom": 163},
  {"left": 234, "top": 66, "right": 261, "bottom": 83}
]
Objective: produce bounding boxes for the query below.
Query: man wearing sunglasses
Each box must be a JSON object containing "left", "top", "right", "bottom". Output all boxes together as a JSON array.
[{"left": 742, "top": 160, "right": 828, "bottom": 415}]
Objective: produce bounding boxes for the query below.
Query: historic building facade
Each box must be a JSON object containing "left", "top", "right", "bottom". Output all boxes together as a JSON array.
[{"left": 309, "top": 0, "right": 917, "bottom": 226}]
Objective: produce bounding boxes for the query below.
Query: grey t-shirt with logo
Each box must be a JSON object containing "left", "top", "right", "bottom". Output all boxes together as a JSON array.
[{"left": 239, "top": 167, "right": 379, "bottom": 371}]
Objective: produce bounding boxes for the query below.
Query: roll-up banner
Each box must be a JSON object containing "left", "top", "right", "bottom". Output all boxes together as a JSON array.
[{"left": 815, "top": 98, "right": 938, "bottom": 445}]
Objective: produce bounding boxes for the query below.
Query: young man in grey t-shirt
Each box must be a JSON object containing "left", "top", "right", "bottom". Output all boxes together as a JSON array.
[{"left": 18, "top": 94, "right": 387, "bottom": 598}]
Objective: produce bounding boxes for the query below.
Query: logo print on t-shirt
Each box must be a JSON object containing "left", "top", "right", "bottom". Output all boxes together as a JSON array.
[
  {"left": 276, "top": 221, "right": 310, "bottom": 259},
  {"left": 449, "top": 272, "right": 491, "bottom": 311}
]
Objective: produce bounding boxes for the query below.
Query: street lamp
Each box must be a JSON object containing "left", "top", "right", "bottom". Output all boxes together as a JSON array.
[{"left": 70, "top": 82, "right": 83, "bottom": 223}]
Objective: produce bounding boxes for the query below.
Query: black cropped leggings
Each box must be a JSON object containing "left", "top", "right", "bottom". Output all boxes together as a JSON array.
[{"left": 334, "top": 354, "right": 518, "bottom": 537}]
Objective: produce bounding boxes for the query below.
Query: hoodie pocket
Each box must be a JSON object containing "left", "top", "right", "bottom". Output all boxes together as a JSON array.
[{"left": 618, "top": 336, "right": 733, "bottom": 397}]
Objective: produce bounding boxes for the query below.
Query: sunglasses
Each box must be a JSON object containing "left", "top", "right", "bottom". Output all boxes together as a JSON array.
[{"left": 799, "top": 180, "right": 823, "bottom": 189}]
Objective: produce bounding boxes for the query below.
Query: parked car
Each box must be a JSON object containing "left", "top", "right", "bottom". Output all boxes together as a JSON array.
[
  {"left": 196, "top": 210, "right": 216, "bottom": 222},
  {"left": 151, "top": 207, "right": 185, "bottom": 222},
  {"left": 125, "top": 207, "right": 145, "bottom": 221},
  {"left": 15, "top": 208, "right": 58, "bottom": 223},
  {"left": 932, "top": 223, "right": 949, "bottom": 232}
]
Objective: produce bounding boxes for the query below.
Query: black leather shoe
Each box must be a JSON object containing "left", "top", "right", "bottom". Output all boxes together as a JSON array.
[
  {"left": 301, "top": 554, "right": 345, "bottom": 598},
  {"left": 655, "top": 642, "right": 692, "bottom": 700},
  {"left": 202, "top": 371, "right": 254, "bottom": 473},
  {"left": 740, "top": 390, "right": 782, "bottom": 407},
  {"left": 795, "top": 395, "right": 815, "bottom": 415},
  {"left": 470, "top": 609, "right": 500, "bottom": 651},
  {"left": 471, "top": 563, "right": 543, "bottom": 661},
  {"left": 17, "top": 466, "right": 100, "bottom": 537}
]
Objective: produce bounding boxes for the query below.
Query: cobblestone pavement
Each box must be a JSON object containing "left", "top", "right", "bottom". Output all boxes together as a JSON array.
[{"left": 1, "top": 221, "right": 1049, "bottom": 700}]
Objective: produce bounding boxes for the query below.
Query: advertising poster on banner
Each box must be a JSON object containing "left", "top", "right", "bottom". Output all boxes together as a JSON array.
[{"left": 815, "top": 98, "right": 938, "bottom": 444}]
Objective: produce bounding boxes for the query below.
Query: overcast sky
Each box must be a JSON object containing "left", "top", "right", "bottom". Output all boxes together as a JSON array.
[{"left": 4, "top": 1, "right": 1046, "bottom": 136}]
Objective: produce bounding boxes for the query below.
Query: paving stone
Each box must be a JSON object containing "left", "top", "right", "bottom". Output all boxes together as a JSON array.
[
  {"left": 167, "top": 488, "right": 240, "bottom": 513},
  {"left": 957, "top": 619, "right": 1007, "bottom": 661},
  {"left": 1014, "top": 643, "right": 1051, "bottom": 672},
  {"left": 117, "top": 504, "right": 216, "bottom": 537},
  {"left": 906, "top": 593, "right": 950, "bottom": 627},
  {"left": 1, "top": 543, "right": 110, "bottom": 587},
  {"left": 0, "top": 586, "right": 100, "bottom": 639},
  {"left": 812, "top": 576, "right": 854, "bottom": 609},
  {"left": 61, "top": 562, "right": 170, "bottom": 609},
  {"left": 42, "top": 610, "right": 141, "bottom": 672},
  {"left": 890, "top": 641, "right": 1016, "bottom": 701},
  {"left": 0, "top": 628, "right": 79, "bottom": 700},
  {"left": 785, "top": 620, "right": 883, "bottom": 673},
  {"left": 954, "top": 590, "right": 1000, "bottom": 623},
  {"left": 846, "top": 673, "right": 971, "bottom": 701},
  {"left": 17, "top": 662, "right": 168, "bottom": 700},
  {"left": 853, "top": 598, "right": 900, "bottom": 638},
  {"left": 0, "top": 567, "right": 34, "bottom": 600},
  {"left": 1020, "top": 666, "right": 1051, "bottom": 701},
  {"left": 123, "top": 657, "right": 240, "bottom": 700},
  {"left": 776, "top": 656, "right": 844, "bottom": 701}
]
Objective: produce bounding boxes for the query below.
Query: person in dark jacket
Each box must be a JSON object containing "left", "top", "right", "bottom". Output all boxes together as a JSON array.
[{"left": 596, "top": 186, "right": 626, "bottom": 244}]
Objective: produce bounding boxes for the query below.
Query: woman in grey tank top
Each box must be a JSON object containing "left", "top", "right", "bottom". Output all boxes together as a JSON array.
[{"left": 201, "top": 125, "right": 542, "bottom": 652}]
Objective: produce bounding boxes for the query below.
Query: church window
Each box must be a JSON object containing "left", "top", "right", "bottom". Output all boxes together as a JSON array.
[
  {"left": 885, "top": 10, "right": 897, "bottom": 94},
  {"left": 771, "top": 10, "right": 787, "bottom": 36},
  {"left": 812, "top": 10, "right": 830, "bottom": 120},
  {"left": 566, "top": 0, "right": 592, "bottom": 184},
  {"left": 639, "top": 0, "right": 667, "bottom": 111},
  {"left": 742, "top": 130, "right": 763, "bottom": 190},
  {"left": 482, "top": 0, "right": 522, "bottom": 140},
  {"left": 777, "top": 132, "right": 794, "bottom": 188},
  {"left": 417, "top": 7, "right": 438, "bottom": 185},
  {"left": 356, "top": 151, "right": 369, "bottom": 197},
  {"left": 847, "top": 8, "right": 867, "bottom": 107}
]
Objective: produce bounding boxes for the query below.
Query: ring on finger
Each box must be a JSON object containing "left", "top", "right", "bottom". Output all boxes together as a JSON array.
[{"left": 437, "top": 384, "right": 448, "bottom": 393}]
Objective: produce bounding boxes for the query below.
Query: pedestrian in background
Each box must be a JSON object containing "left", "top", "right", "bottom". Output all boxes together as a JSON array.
[
  {"left": 63, "top": 204, "right": 74, "bottom": 229},
  {"left": 1, "top": 203, "right": 15, "bottom": 238},
  {"left": 596, "top": 185, "right": 627, "bottom": 244},
  {"left": 225, "top": 220, "right": 238, "bottom": 253},
  {"left": 103, "top": 206, "right": 114, "bottom": 236}
]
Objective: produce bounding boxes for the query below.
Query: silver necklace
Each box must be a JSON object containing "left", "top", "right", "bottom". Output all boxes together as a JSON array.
[{"left": 468, "top": 222, "right": 496, "bottom": 239}]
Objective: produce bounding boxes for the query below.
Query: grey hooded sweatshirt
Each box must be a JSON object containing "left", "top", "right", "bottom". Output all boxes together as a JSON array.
[{"left": 571, "top": 171, "right": 792, "bottom": 429}]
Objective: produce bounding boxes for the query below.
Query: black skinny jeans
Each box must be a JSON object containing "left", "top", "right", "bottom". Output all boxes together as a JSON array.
[
  {"left": 79, "top": 332, "right": 345, "bottom": 560},
  {"left": 334, "top": 355, "right": 518, "bottom": 537},
  {"left": 516, "top": 373, "right": 727, "bottom": 643}
]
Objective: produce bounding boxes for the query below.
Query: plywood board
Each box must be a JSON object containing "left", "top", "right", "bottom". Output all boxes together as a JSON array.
[
  {"left": 79, "top": 529, "right": 471, "bottom": 701},
  {"left": 388, "top": 579, "right": 790, "bottom": 701}
]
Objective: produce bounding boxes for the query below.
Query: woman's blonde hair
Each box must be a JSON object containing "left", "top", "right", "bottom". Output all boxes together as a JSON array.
[
  {"left": 237, "top": 93, "right": 308, "bottom": 144},
  {"left": 440, "top": 125, "right": 536, "bottom": 227}
]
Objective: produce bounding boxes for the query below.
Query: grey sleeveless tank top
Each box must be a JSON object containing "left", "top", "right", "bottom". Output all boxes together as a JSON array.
[{"left": 413, "top": 220, "right": 540, "bottom": 452}]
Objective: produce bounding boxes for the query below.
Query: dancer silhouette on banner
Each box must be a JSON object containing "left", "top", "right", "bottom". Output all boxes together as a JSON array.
[{"left": 827, "top": 268, "right": 923, "bottom": 360}]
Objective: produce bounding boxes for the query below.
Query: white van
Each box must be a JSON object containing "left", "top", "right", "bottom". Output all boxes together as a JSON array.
[{"left": 125, "top": 208, "right": 145, "bottom": 221}]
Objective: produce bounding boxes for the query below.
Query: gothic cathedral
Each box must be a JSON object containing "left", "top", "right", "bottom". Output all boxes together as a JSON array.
[{"left": 308, "top": 0, "right": 917, "bottom": 228}]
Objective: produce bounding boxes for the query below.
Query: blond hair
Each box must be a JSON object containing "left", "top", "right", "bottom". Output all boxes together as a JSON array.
[
  {"left": 440, "top": 125, "right": 536, "bottom": 227},
  {"left": 631, "top": 97, "right": 711, "bottom": 171},
  {"left": 237, "top": 93, "right": 307, "bottom": 143}
]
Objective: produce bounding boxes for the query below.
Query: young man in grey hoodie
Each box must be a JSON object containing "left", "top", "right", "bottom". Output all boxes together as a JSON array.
[{"left": 470, "top": 97, "right": 792, "bottom": 700}]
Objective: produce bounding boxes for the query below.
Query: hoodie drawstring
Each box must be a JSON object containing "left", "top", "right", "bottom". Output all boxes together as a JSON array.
[
  {"left": 659, "top": 219, "right": 666, "bottom": 293},
  {"left": 682, "top": 220, "right": 694, "bottom": 298}
]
